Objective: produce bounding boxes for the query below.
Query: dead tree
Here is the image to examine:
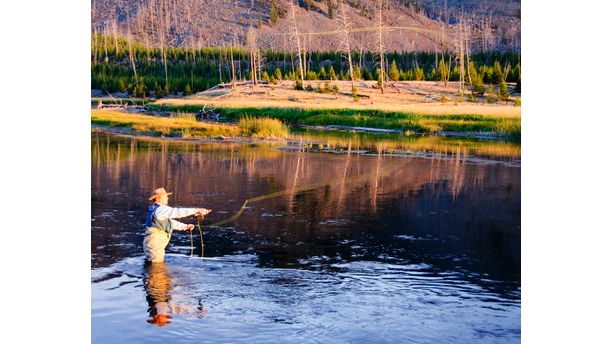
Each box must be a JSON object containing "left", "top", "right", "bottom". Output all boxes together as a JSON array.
[
  {"left": 336, "top": 2, "right": 355, "bottom": 90},
  {"left": 377, "top": 0, "right": 385, "bottom": 94},
  {"left": 247, "top": 26, "right": 258, "bottom": 88},
  {"left": 230, "top": 37, "right": 236, "bottom": 88},
  {"left": 290, "top": 1, "right": 305, "bottom": 85}
]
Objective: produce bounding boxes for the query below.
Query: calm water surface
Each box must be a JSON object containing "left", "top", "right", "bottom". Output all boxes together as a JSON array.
[{"left": 91, "top": 132, "right": 520, "bottom": 343}]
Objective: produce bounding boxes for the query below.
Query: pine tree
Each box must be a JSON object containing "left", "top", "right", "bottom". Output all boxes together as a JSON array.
[
  {"left": 184, "top": 83, "right": 192, "bottom": 95},
  {"left": 438, "top": 59, "right": 448, "bottom": 84},
  {"left": 498, "top": 80, "right": 509, "bottom": 100},
  {"left": 468, "top": 62, "right": 484, "bottom": 94},
  {"left": 262, "top": 70, "right": 271, "bottom": 81},
  {"left": 318, "top": 66, "right": 327, "bottom": 80},
  {"left": 389, "top": 60, "right": 400, "bottom": 81},
  {"left": 414, "top": 67, "right": 424, "bottom": 81},
  {"left": 492, "top": 61, "right": 503, "bottom": 84},
  {"left": 353, "top": 65, "right": 362, "bottom": 79},
  {"left": 329, "top": 66, "right": 337, "bottom": 80}
]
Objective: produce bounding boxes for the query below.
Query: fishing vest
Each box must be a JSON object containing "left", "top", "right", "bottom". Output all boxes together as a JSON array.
[{"left": 145, "top": 203, "right": 173, "bottom": 236}]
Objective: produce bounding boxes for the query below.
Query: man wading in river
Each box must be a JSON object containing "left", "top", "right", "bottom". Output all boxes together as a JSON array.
[{"left": 144, "top": 187, "right": 211, "bottom": 263}]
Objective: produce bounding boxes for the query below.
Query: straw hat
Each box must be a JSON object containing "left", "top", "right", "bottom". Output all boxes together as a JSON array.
[{"left": 148, "top": 187, "right": 173, "bottom": 201}]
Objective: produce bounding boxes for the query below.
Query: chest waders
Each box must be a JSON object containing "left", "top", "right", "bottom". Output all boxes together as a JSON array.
[{"left": 144, "top": 204, "right": 173, "bottom": 262}]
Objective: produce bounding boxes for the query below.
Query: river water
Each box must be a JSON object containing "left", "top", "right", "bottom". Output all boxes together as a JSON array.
[{"left": 91, "top": 132, "right": 520, "bottom": 343}]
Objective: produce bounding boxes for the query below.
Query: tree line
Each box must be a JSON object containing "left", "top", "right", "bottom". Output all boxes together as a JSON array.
[{"left": 91, "top": 33, "right": 520, "bottom": 98}]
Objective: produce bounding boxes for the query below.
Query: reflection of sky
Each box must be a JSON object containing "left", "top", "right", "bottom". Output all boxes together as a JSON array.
[{"left": 92, "top": 255, "right": 519, "bottom": 343}]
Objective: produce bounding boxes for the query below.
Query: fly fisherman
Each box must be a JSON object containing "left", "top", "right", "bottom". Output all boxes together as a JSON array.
[{"left": 144, "top": 187, "right": 211, "bottom": 263}]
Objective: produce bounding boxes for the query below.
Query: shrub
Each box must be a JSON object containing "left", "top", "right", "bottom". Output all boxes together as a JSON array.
[
  {"left": 323, "top": 81, "right": 332, "bottom": 93},
  {"left": 238, "top": 116, "right": 289, "bottom": 138},
  {"left": 514, "top": 97, "right": 521, "bottom": 106},
  {"left": 306, "top": 84, "right": 314, "bottom": 92},
  {"left": 351, "top": 86, "right": 358, "bottom": 102},
  {"left": 295, "top": 79, "right": 304, "bottom": 90},
  {"left": 331, "top": 84, "right": 339, "bottom": 94}
]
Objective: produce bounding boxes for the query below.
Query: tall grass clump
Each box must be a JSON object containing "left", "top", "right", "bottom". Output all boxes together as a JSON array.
[
  {"left": 239, "top": 116, "right": 289, "bottom": 138},
  {"left": 170, "top": 111, "right": 197, "bottom": 122}
]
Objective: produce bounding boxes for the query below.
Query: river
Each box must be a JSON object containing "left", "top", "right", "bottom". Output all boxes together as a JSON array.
[{"left": 91, "top": 132, "right": 520, "bottom": 343}]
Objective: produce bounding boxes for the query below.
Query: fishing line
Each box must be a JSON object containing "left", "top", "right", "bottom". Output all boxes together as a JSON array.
[
  {"left": 201, "top": 161, "right": 403, "bottom": 229},
  {"left": 190, "top": 159, "right": 403, "bottom": 259},
  {"left": 189, "top": 228, "right": 194, "bottom": 258}
]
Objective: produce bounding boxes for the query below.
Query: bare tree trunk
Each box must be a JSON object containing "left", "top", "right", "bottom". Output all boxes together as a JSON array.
[
  {"left": 113, "top": 19, "right": 119, "bottom": 57},
  {"left": 92, "top": 29, "right": 98, "bottom": 65},
  {"left": 103, "top": 26, "right": 109, "bottom": 63},
  {"left": 127, "top": 23, "right": 138, "bottom": 82},
  {"left": 290, "top": 2, "right": 305, "bottom": 85},
  {"left": 230, "top": 39, "right": 236, "bottom": 88},
  {"left": 378, "top": 0, "right": 385, "bottom": 94},
  {"left": 337, "top": 3, "right": 355, "bottom": 89}
]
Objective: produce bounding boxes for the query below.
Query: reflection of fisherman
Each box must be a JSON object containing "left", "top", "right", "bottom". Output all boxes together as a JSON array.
[
  {"left": 144, "top": 187, "right": 211, "bottom": 263},
  {"left": 144, "top": 262, "right": 173, "bottom": 327},
  {"left": 143, "top": 262, "right": 208, "bottom": 327}
]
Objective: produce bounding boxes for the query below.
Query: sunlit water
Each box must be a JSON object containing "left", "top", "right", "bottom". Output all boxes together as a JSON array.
[{"left": 91, "top": 132, "right": 520, "bottom": 343}]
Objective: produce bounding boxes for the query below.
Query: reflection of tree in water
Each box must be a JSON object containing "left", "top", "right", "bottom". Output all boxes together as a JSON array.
[{"left": 143, "top": 262, "right": 206, "bottom": 327}]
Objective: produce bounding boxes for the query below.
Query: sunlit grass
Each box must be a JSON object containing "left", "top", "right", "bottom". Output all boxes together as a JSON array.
[
  {"left": 145, "top": 104, "right": 521, "bottom": 138},
  {"left": 91, "top": 109, "right": 239, "bottom": 138},
  {"left": 238, "top": 116, "right": 289, "bottom": 139}
]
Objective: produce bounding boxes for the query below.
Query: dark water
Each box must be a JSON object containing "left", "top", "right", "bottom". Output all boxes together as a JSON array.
[{"left": 91, "top": 133, "right": 520, "bottom": 343}]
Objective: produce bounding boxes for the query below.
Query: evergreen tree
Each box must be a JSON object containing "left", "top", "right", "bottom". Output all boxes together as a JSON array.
[
  {"left": 318, "top": 66, "right": 327, "bottom": 80},
  {"left": 468, "top": 62, "right": 484, "bottom": 94},
  {"left": 438, "top": 59, "right": 448, "bottom": 84},
  {"left": 274, "top": 68, "right": 282, "bottom": 81},
  {"left": 389, "top": 60, "right": 400, "bottom": 81},
  {"left": 262, "top": 70, "right": 271, "bottom": 81},
  {"left": 515, "top": 75, "right": 521, "bottom": 93},
  {"left": 184, "top": 83, "right": 192, "bottom": 95},
  {"left": 498, "top": 80, "right": 509, "bottom": 100},
  {"left": 329, "top": 66, "right": 337, "bottom": 80},
  {"left": 492, "top": 61, "right": 503, "bottom": 84},
  {"left": 353, "top": 65, "right": 361, "bottom": 79},
  {"left": 154, "top": 82, "right": 164, "bottom": 99},
  {"left": 414, "top": 67, "right": 424, "bottom": 81}
]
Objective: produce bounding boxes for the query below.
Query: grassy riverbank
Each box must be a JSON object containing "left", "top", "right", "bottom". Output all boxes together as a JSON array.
[
  {"left": 145, "top": 104, "right": 520, "bottom": 139},
  {"left": 91, "top": 110, "right": 289, "bottom": 139}
]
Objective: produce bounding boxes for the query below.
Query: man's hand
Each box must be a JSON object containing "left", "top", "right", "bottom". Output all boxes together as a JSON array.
[
  {"left": 186, "top": 224, "right": 195, "bottom": 231},
  {"left": 196, "top": 208, "right": 212, "bottom": 217}
]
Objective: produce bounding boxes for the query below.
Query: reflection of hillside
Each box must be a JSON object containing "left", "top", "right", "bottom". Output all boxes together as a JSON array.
[{"left": 91, "top": 133, "right": 519, "bottom": 279}]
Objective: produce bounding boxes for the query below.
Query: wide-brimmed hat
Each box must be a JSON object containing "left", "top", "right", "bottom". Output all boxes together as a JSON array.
[{"left": 148, "top": 187, "right": 173, "bottom": 201}]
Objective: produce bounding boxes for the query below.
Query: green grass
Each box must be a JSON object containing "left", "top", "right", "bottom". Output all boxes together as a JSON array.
[{"left": 141, "top": 105, "right": 521, "bottom": 140}]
